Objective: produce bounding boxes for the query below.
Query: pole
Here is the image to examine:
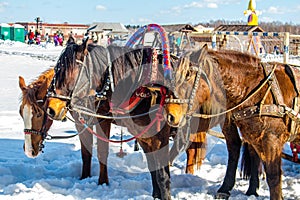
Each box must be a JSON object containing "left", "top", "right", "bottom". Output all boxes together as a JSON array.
[
  {"left": 212, "top": 33, "right": 217, "bottom": 51},
  {"left": 284, "top": 32, "right": 289, "bottom": 64}
]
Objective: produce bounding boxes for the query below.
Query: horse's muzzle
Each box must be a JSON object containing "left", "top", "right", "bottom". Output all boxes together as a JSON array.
[{"left": 47, "top": 98, "right": 68, "bottom": 121}]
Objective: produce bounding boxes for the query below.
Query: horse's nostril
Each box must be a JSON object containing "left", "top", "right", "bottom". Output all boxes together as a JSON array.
[
  {"left": 47, "top": 107, "right": 56, "bottom": 118},
  {"left": 167, "top": 114, "right": 175, "bottom": 123}
]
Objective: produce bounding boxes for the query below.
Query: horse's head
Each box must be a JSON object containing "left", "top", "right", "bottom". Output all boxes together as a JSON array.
[
  {"left": 46, "top": 40, "right": 89, "bottom": 121},
  {"left": 165, "top": 46, "right": 212, "bottom": 127},
  {"left": 19, "top": 75, "right": 53, "bottom": 158}
]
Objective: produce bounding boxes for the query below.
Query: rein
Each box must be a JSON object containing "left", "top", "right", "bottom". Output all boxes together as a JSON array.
[
  {"left": 192, "top": 63, "right": 278, "bottom": 119},
  {"left": 78, "top": 87, "right": 167, "bottom": 143}
]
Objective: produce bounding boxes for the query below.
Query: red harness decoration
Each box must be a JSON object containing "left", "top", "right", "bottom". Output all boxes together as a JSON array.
[
  {"left": 81, "top": 86, "right": 167, "bottom": 143},
  {"left": 110, "top": 86, "right": 151, "bottom": 114},
  {"left": 290, "top": 143, "right": 300, "bottom": 162}
]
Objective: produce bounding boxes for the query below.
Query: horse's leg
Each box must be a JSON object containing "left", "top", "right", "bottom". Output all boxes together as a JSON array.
[
  {"left": 216, "top": 120, "right": 241, "bottom": 199},
  {"left": 149, "top": 169, "right": 161, "bottom": 199},
  {"left": 263, "top": 156, "right": 283, "bottom": 200},
  {"left": 95, "top": 119, "right": 111, "bottom": 185},
  {"left": 138, "top": 126, "right": 171, "bottom": 200},
  {"left": 240, "top": 142, "right": 261, "bottom": 196},
  {"left": 186, "top": 131, "right": 206, "bottom": 174},
  {"left": 76, "top": 123, "right": 93, "bottom": 180},
  {"left": 245, "top": 144, "right": 260, "bottom": 196},
  {"left": 239, "top": 118, "right": 285, "bottom": 200},
  {"left": 256, "top": 131, "right": 284, "bottom": 200},
  {"left": 185, "top": 144, "right": 195, "bottom": 174},
  {"left": 143, "top": 146, "right": 171, "bottom": 200}
]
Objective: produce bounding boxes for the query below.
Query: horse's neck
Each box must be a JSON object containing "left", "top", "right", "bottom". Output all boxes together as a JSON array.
[
  {"left": 205, "top": 54, "right": 264, "bottom": 109},
  {"left": 86, "top": 49, "right": 110, "bottom": 90}
]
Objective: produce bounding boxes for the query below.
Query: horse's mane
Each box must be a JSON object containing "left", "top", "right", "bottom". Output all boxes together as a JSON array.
[
  {"left": 54, "top": 44, "right": 78, "bottom": 88},
  {"left": 20, "top": 67, "right": 54, "bottom": 104},
  {"left": 54, "top": 43, "right": 150, "bottom": 88}
]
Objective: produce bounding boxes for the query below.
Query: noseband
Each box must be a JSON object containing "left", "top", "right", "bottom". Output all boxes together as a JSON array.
[{"left": 24, "top": 129, "right": 47, "bottom": 139}]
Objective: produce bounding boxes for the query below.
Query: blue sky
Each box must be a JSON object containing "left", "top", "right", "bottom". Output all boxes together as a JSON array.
[{"left": 0, "top": 0, "right": 299, "bottom": 25}]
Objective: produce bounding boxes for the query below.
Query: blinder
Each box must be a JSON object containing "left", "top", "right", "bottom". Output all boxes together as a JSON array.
[{"left": 165, "top": 63, "right": 211, "bottom": 105}]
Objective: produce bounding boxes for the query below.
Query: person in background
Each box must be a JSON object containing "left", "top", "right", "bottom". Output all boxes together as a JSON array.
[
  {"left": 168, "top": 33, "right": 175, "bottom": 54},
  {"left": 58, "top": 33, "right": 63, "bottom": 46},
  {"left": 53, "top": 33, "right": 59, "bottom": 46},
  {"left": 28, "top": 29, "right": 35, "bottom": 44},
  {"left": 35, "top": 32, "right": 41, "bottom": 45},
  {"left": 44, "top": 33, "right": 50, "bottom": 44}
]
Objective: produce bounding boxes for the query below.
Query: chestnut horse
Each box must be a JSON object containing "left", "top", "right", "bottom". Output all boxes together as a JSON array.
[
  {"left": 164, "top": 45, "right": 300, "bottom": 200},
  {"left": 19, "top": 69, "right": 54, "bottom": 158}
]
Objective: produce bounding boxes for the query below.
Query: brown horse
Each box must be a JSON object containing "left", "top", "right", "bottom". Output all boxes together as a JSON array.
[
  {"left": 18, "top": 66, "right": 206, "bottom": 172},
  {"left": 164, "top": 45, "right": 300, "bottom": 200}
]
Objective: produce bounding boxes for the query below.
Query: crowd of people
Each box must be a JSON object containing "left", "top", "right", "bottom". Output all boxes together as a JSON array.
[{"left": 26, "top": 29, "right": 74, "bottom": 46}]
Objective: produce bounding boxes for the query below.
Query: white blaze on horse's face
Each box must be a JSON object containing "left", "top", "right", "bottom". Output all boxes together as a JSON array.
[{"left": 22, "top": 104, "right": 37, "bottom": 158}]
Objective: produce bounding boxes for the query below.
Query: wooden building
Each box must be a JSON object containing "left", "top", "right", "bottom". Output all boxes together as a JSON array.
[{"left": 16, "top": 22, "right": 89, "bottom": 43}]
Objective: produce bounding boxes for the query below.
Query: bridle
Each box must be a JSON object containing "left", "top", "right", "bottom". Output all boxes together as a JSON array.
[
  {"left": 23, "top": 99, "right": 52, "bottom": 152},
  {"left": 165, "top": 56, "right": 211, "bottom": 116},
  {"left": 47, "top": 48, "right": 114, "bottom": 109}
]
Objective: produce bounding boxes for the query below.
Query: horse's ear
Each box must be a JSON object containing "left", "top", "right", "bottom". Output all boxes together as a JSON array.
[
  {"left": 76, "top": 40, "right": 89, "bottom": 61},
  {"left": 19, "top": 76, "right": 27, "bottom": 91},
  {"left": 37, "top": 78, "right": 48, "bottom": 100},
  {"left": 82, "top": 37, "right": 89, "bottom": 56},
  {"left": 197, "top": 44, "right": 208, "bottom": 63}
]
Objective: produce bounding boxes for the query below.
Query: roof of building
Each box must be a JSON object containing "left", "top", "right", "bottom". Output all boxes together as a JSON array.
[
  {"left": 214, "top": 24, "right": 264, "bottom": 32},
  {"left": 89, "top": 22, "right": 128, "bottom": 33},
  {"left": 162, "top": 24, "right": 198, "bottom": 33}
]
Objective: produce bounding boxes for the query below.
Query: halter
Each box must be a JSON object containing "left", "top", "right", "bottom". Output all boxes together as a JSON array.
[{"left": 23, "top": 102, "right": 51, "bottom": 152}]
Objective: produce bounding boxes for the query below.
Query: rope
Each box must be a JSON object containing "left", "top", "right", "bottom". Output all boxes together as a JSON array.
[
  {"left": 70, "top": 106, "right": 159, "bottom": 119},
  {"left": 192, "top": 64, "right": 277, "bottom": 119},
  {"left": 77, "top": 86, "right": 167, "bottom": 144}
]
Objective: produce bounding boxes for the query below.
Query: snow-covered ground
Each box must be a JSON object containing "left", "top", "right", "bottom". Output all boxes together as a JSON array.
[{"left": 0, "top": 40, "right": 300, "bottom": 200}]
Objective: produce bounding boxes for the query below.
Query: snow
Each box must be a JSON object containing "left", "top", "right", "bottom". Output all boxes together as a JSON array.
[{"left": 0, "top": 40, "right": 300, "bottom": 200}]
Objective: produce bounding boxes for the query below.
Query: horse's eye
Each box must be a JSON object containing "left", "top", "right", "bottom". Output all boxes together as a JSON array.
[{"left": 37, "top": 112, "right": 42, "bottom": 118}]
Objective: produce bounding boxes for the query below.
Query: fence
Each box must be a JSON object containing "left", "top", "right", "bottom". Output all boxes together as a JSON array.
[{"left": 211, "top": 31, "right": 293, "bottom": 63}]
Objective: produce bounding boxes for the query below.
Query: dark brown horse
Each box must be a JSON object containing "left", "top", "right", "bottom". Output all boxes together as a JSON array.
[
  {"left": 45, "top": 41, "right": 173, "bottom": 199},
  {"left": 164, "top": 45, "right": 300, "bottom": 200},
  {"left": 30, "top": 40, "right": 203, "bottom": 199}
]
